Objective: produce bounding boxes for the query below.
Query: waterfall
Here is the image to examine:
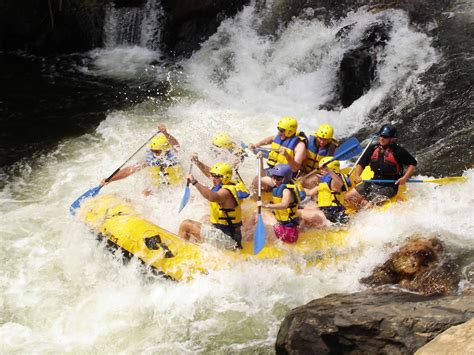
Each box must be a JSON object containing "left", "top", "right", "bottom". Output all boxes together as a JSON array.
[{"left": 103, "top": 0, "right": 164, "bottom": 50}]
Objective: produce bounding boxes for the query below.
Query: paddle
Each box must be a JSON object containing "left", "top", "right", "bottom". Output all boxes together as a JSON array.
[
  {"left": 240, "top": 142, "right": 270, "bottom": 158},
  {"left": 348, "top": 135, "right": 376, "bottom": 176},
  {"left": 364, "top": 177, "right": 467, "bottom": 184},
  {"left": 69, "top": 131, "right": 159, "bottom": 215},
  {"left": 178, "top": 163, "right": 194, "bottom": 213},
  {"left": 301, "top": 137, "right": 363, "bottom": 182},
  {"left": 254, "top": 155, "right": 266, "bottom": 254}
]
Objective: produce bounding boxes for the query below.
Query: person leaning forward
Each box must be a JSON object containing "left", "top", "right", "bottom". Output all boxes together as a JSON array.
[
  {"left": 344, "top": 123, "right": 417, "bottom": 210},
  {"left": 99, "top": 123, "right": 182, "bottom": 196},
  {"left": 248, "top": 116, "right": 307, "bottom": 191},
  {"left": 178, "top": 162, "right": 249, "bottom": 250}
]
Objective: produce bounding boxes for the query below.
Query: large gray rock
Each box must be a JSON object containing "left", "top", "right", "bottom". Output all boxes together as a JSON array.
[{"left": 276, "top": 289, "right": 474, "bottom": 354}]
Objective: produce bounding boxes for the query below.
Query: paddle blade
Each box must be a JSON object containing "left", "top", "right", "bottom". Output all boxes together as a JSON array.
[
  {"left": 426, "top": 176, "right": 467, "bottom": 184},
  {"left": 333, "top": 140, "right": 362, "bottom": 161},
  {"left": 253, "top": 214, "right": 266, "bottom": 254},
  {"left": 335, "top": 137, "right": 359, "bottom": 156},
  {"left": 178, "top": 185, "right": 191, "bottom": 213},
  {"left": 69, "top": 185, "right": 102, "bottom": 215}
]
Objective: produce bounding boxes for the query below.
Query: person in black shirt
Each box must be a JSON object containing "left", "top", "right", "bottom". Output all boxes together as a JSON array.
[{"left": 344, "top": 124, "right": 417, "bottom": 209}]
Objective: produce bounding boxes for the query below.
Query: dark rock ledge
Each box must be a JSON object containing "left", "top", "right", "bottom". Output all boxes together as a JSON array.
[{"left": 276, "top": 288, "right": 474, "bottom": 354}]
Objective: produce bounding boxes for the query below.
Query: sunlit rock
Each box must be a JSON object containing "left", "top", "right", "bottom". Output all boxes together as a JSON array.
[
  {"left": 414, "top": 318, "right": 474, "bottom": 355},
  {"left": 361, "top": 235, "right": 460, "bottom": 296}
]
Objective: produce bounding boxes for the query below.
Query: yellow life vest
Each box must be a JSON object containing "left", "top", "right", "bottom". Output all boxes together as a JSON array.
[
  {"left": 271, "top": 183, "right": 303, "bottom": 225},
  {"left": 303, "top": 135, "right": 338, "bottom": 173},
  {"left": 317, "top": 173, "right": 351, "bottom": 208},
  {"left": 146, "top": 150, "right": 183, "bottom": 187},
  {"left": 267, "top": 132, "right": 307, "bottom": 167},
  {"left": 209, "top": 183, "right": 246, "bottom": 227}
]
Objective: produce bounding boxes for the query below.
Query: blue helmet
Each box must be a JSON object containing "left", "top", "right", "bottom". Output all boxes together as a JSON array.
[
  {"left": 379, "top": 124, "right": 397, "bottom": 138},
  {"left": 268, "top": 164, "right": 292, "bottom": 183}
]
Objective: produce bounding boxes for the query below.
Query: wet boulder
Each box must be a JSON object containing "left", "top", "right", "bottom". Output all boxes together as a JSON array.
[
  {"left": 275, "top": 288, "right": 474, "bottom": 354},
  {"left": 328, "top": 22, "right": 391, "bottom": 109},
  {"left": 361, "top": 235, "right": 460, "bottom": 296}
]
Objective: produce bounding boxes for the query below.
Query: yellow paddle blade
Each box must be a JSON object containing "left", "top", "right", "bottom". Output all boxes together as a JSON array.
[{"left": 425, "top": 176, "right": 467, "bottom": 184}]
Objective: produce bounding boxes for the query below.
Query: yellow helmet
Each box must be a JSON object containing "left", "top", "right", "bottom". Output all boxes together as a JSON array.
[
  {"left": 277, "top": 116, "right": 298, "bottom": 137},
  {"left": 319, "top": 156, "right": 340, "bottom": 173},
  {"left": 209, "top": 162, "right": 233, "bottom": 184},
  {"left": 316, "top": 124, "right": 334, "bottom": 139},
  {"left": 212, "top": 132, "right": 235, "bottom": 150},
  {"left": 149, "top": 134, "right": 171, "bottom": 151}
]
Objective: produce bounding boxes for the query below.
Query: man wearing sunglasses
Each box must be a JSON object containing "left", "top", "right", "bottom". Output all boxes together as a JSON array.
[
  {"left": 344, "top": 123, "right": 417, "bottom": 209},
  {"left": 178, "top": 162, "right": 249, "bottom": 250},
  {"left": 99, "top": 123, "right": 182, "bottom": 195}
]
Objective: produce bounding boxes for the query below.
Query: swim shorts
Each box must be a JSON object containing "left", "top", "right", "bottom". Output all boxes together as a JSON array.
[
  {"left": 273, "top": 223, "right": 299, "bottom": 243},
  {"left": 355, "top": 181, "right": 398, "bottom": 204},
  {"left": 320, "top": 206, "right": 350, "bottom": 224}
]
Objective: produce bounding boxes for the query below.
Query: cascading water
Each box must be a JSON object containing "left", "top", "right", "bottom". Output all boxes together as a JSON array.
[
  {"left": 103, "top": 0, "right": 164, "bottom": 50},
  {"left": 1, "top": 1, "right": 472, "bottom": 352}
]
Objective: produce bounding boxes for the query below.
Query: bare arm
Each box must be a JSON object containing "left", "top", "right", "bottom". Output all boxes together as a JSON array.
[
  {"left": 191, "top": 178, "right": 233, "bottom": 204},
  {"left": 283, "top": 141, "right": 306, "bottom": 172},
  {"left": 248, "top": 135, "right": 274, "bottom": 150},
  {"left": 263, "top": 189, "right": 293, "bottom": 209},
  {"left": 100, "top": 161, "right": 146, "bottom": 186},
  {"left": 325, "top": 167, "right": 343, "bottom": 191},
  {"left": 191, "top": 153, "right": 211, "bottom": 178},
  {"left": 352, "top": 164, "right": 364, "bottom": 184},
  {"left": 396, "top": 164, "right": 416, "bottom": 185},
  {"left": 158, "top": 123, "right": 180, "bottom": 151}
]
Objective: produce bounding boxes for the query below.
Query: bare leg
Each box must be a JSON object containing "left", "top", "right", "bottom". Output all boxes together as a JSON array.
[
  {"left": 178, "top": 219, "right": 203, "bottom": 242},
  {"left": 251, "top": 175, "right": 273, "bottom": 199},
  {"left": 300, "top": 173, "right": 320, "bottom": 189},
  {"left": 299, "top": 205, "right": 328, "bottom": 229},
  {"left": 344, "top": 188, "right": 369, "bottom": 210}
]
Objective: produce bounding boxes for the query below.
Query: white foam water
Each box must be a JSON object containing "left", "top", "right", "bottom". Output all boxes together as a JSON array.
[{"left": 1, "top": 3, "right": 472, "bottom": 353}]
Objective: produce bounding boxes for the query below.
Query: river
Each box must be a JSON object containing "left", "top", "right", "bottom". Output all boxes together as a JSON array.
[{"left": 1, "top": 2, "right": 473, "bottom": 353}]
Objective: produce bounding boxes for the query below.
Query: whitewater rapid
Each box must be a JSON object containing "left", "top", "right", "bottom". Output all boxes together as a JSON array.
[{"left": 1, "top": 4, "right": 473, "bottom": 353}]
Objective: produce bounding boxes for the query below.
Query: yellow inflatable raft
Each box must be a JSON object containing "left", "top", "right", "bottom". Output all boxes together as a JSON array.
[
  {"left": 79, "top": 182, "right": 406, "bottom": 281},
  {"left": 79, "top": 194, "right": 359, "bottom": 281}
]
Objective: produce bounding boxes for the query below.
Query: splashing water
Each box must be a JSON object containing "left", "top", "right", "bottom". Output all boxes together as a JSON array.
[{"left": 1, "top": 4, "right": 473, "bottom": 352}]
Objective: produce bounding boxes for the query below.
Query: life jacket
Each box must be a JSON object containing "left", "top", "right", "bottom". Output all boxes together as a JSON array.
[
  {"left": 267, "top": 132, "right": 308, "bottom": 168},
  {"left": 303, "top": 135, "right": 338, "bottom": 173},
  {"left": 146, "top": 149, "right": 182, "bottom": 186},
  {"left": 209, "top": 182, "right": 248, "bottom": 229},
  {"left": 317, "top": 173, "right": 351, "bottom": 208},
  {"left": 271, "top": 182, "right": 305, "bottom": 226},
  {"left": 369, "top": 144, "right": 402, "bottom": 179}
]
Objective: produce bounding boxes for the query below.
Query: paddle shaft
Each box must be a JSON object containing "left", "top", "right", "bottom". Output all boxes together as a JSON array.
[
  {"left": 365, "top": 177, "right": 466, "bottom": 184},
  {"left": 104, "top": 130, "right": 160, "bottom": 183},
  {"left": 348, "top": 135, "right": 376, "bottom": 176},
  {"left": 257, "top": 156, "right": 263, "bottom": 214},
  {"left": 186, "top": 163, "right": 193, "bottom": 186},
  {"left": 299, "top": 137, "right": 361, "bottom": 181}
]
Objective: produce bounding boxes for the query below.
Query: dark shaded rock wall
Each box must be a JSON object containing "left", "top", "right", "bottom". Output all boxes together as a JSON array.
[
  {"left": 0, "top": 0, "right": 249, "bottom": 56},
  {"left": 0, "top": 0, "right": 107, "bottom": 53},
  {"left": 161, "top": 0, "right": 249, "bottom": 56}
]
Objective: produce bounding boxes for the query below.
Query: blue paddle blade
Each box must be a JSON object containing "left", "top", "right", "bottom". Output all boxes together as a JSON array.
[
  {"left": 335, "top": 137, "right": 359, "bottom": 155},
  {"left": 69, "top": 185, "right": 102, "bottom": 215},
  {"left": 333, "top": 140, "right": 362, "bottom": 161},
  {"left": 253, "top": 214, "right": 266, "bottom": 254},
  {"left": 178, "top": 185, "right": 191, "bottom": 213}
]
